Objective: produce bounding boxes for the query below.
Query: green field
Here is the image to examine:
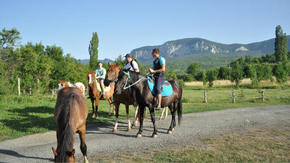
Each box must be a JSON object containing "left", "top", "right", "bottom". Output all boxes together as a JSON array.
[{"left": 0, "top": 87, "right": 290, "bottom": 141}]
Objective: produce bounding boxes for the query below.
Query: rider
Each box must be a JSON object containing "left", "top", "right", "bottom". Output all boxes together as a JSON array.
[
  {"left": 95, "top": 62, "right": 106, "bottom": 96},
  {"left": 123, "top": 53, "right": 139, "bottom": 106},
  {"left": 124, "top": 54, "right": 139, "bottom": 73},
  {"left": 148, "top": 48, "right": 166, "bottom": 110}
]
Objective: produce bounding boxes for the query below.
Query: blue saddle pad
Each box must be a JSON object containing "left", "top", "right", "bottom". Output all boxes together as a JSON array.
[{"left": 147, "top": 77, "right": 173, "bottom": 97}]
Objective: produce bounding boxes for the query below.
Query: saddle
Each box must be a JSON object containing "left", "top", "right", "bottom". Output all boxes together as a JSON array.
[
  {"left": 147, "top": 76, "right": 173, "bottom": 97},
  {"left": 95, "top": 80, "right": 111, "bottom": 92}
]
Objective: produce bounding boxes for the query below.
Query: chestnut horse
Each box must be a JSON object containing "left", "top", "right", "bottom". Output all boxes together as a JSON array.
[
  {"left": 106, "top": 63, "right": 139, "bottom": 132},
  {"left": 87, "top": 71, "right": 114, "bottom": 119},
  {"left": 115, "top": 70, "right": 182, "bottom": 138},
  {"left": 52, "top": 87, "right": 89, "bottom": 163}
]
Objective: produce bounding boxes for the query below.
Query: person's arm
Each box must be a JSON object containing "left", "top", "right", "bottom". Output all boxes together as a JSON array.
[{"left": 133, "top": 61, "right": 140, "bottom": 72}]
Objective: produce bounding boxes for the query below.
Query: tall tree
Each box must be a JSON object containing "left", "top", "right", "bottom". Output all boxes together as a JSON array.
[
  {"left": 274, "top": 25, "right": 288, "bottom": 62},
  {"left": 88, "top": 32, "right": 99, "bottom": 70},
  {"left": 186, "top": 63, "right": 201, "bottom": 80},
  {"left": 0, "top": 28, "right": 21, "bottom": 49}
]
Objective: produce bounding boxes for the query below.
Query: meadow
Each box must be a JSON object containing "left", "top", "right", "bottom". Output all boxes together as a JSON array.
[{"left": 0, "top": 86, "right": 290, "bottom": 141}]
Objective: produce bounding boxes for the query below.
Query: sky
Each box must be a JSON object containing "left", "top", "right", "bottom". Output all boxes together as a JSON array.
[{"left": 1, "top": 0, "right": 290, "bottom": 60}]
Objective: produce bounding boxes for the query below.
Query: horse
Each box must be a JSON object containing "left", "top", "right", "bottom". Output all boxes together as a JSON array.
[
  {"left": 114, "top": 70, "right": 182, "bottom": 138},
  {"left": 58, "top": 81, "right": 86, "bottom": 96},
  {"left": 106, "top": 63, "right": 139, "bottom": 132},
  {"left": 52, "top": 87, "right": 89, "bottom": 163},
  {"left": 87, "top": 71, "right": 114, "bottom": 119}
]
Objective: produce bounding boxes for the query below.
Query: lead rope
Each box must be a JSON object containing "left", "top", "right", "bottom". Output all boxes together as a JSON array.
[{"left": 123, "top": 71, "right": 146, "bottom": 90}]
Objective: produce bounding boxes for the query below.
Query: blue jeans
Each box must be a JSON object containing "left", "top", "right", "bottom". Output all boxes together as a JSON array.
[{"left": 154, "top": 75, "right": 164, "bottom": 95}]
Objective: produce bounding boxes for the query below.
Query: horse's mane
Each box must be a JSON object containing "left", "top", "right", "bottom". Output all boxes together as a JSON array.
[{"left": 57, "top": 93, "right": 74, "bottom": 162}]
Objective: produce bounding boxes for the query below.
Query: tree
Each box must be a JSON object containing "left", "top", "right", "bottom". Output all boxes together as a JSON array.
[
  {"left": 88, "top": 32, "right": 99, "bottom": 70},
  {"left": 206, "top": 69, "right": 217, "bottom": 87},
  {"left": 166, "top": 70, "right": 177, "bottom": 80},
  {"left": 230, "top": 62, "right": 243, "bottom": 87},
  {"left": 0, "top": 28, "right": 21, "bottom": 49},
  {"left": 274, "top": 25, "right": 288, "bottom": 62},
  {"left": 218, "top": 66, "right": 231, "bottom": 80},
  {"left": 273, "top": 63, "right": 287, "bottom": 84},
  {"left": 248, "top": 64, "right": 258, "bottom": 87},
  {"left": 186, "top": 63, "right": 201, "bottom": 80}
]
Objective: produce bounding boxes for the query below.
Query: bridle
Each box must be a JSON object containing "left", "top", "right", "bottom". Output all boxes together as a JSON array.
[
  {"left": 107, "top": 70, "right": 118, "bottom": 83},
  {"left": 122, "top": 71, "right": 146, "bottom": 90}
]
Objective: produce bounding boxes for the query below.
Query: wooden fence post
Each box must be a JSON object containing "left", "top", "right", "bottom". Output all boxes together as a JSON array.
[
  {"left": 203, "top": 89, "right": 208, "bottom": 103},
  {"left": 52, "top": 88, "right": 55, "bottom": 97},
  {"left": 29, "top": 88, "right": 32, "bottom": 96},
  {"left": 37, "top": 79, "right": 40, "bottom": 94},
  {"left": 232, "top": 90, "right": 235, "bottom": 103},
  {"left": 261, "top": 89, "right": 265, "bottom": 102},
  {"left": 18, "top": 77, "right": 21, "bottom": 96}
]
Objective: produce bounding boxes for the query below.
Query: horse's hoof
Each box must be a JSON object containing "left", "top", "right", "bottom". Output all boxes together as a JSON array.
[
  {"left": 168, "top": 130, "right": 173, "bottom": 134},
  {"left": 172, "top": 128, "right": 175, "bottom": 131},
  {"left": 113, "top": 128, "right": 118, "bottom": 133},
  {"left": 137, "top": 134, "right": 142, "bottom": 138},
  {"left": 92, "top": 114, "right": 95, "bottom": 118},
  {"left": 84, "top": 156, "right": 89, "bottom": 163},
  {"left": 152, "top": 134, "right": 158, "bottom": 138}
]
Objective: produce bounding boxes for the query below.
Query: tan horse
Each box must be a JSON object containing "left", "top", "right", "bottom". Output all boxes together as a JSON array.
[
  {"left": 52, "top": 87, "right": 89, "bottom": 163},
  {"left": 87, "top": 71, "right": 114, "bottom": 119},
  {"left": 58, "top": 80, "right": 86, "bottom": 96}
]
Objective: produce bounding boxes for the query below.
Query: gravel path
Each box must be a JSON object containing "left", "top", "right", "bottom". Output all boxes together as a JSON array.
[{"left": 0, "top": 105, "right": 289, "bottom": 163}]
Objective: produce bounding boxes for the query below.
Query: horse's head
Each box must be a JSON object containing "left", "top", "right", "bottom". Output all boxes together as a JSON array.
[
  {"left": 87, "top": 71, "right": 95, "bottom": 85},
  {"left": 114, "top": 70, "right": 133, "bottom": 95},
  {"left": 107, "top": 62, "right": 121, "bottom": 82},
  {"left": 52, "top": 147, "right": 75, "bottom": 163},
  {"left": 58, "top": 80, "right": 67, "bottom": 90}
]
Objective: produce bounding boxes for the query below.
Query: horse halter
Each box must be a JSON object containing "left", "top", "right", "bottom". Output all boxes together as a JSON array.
[
  {"left": 107, "top": 70, "right": 118, "bottom": 83},
  {"left": 122, "top": 71, "right": 145, "bottom": 90}
]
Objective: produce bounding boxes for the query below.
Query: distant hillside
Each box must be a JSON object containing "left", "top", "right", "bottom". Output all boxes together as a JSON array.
[
  {"left": 130, "top": 36, "right": 290, "bottom": 70},
  {"left": 79, "top": 58, "right": 113, "bottom": 64}
]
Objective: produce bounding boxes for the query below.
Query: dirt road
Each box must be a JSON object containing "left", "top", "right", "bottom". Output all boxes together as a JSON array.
[{"left": 0, "top": 105, "right": 289, "bottom": 163}]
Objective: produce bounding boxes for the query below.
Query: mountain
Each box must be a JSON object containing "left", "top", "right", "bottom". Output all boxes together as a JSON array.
[
  {"left": 130, "top": 36, "right": 290, "bottom": 70},
  {"left": 79, "top": 58, "right": 113, "bottom": 64}
]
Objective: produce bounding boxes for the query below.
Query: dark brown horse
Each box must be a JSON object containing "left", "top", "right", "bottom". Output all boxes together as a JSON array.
[
  {"left": 52, "top": 87, "right": 89, "bottom": 163},
  {"left": 87, "top": 71, "right": 114, "bottom": 119},
  {"left": 115, "top": 70, "right": 182, "bottom": 138},
  {"left": 106, "top": 63, "right": 139, "bottom": 132}
]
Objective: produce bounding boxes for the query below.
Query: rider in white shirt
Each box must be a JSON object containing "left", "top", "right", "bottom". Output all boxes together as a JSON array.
[{"left": 124, "top": 54, "right": 139, "bottom": 72}]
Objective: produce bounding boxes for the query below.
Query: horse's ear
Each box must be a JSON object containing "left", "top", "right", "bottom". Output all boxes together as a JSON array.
[
  {"left": 52, "top": 147, "right": 57, "bottom": 157},
  {"left": 108, "top": 62, "right": 111, "bottom": 66},
  {"left": 116, "top": 62, "right": 121, "bottom": 67},
  {"left": 66, "top": 149, "right": 75, "bottom": 156}
]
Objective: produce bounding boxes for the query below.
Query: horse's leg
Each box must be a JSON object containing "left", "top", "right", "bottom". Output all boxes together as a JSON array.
[
  {"left": 108, "top": 98, "right": 113, "bottom": 115},
  {"left": 137, "top": 105, "right": 145, "bottom": 138},
  {"left": 95, "top": 98, "right": 99, "bottom": 119},
  {"left": 126, "top": 104, "right": 131, "bottom": 131},
  {"left": 168, "top": 103, "right": 176, "bottom": 134},
  {"left": 132, "top": 106, "right": 139, "bottom": 127},
  {"left": 149, "top": 107, "right": 158, "bottom": 138},
  {"left": 113, "top": 103, "right": 120, "bottom": 133},
  {"left": 165, "top": 107, "right": 169, "bottom": 120},
  {"left": 91, "top": 98, "right": 95, "bottom": 118},
  {"left": 159, "top": 107, "right": 165, "bottom": 120},
  {"left": 79, "top": 126, "right": 89, "bottom": 163}
]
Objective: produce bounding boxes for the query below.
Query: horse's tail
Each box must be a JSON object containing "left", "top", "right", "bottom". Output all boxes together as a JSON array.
[
  {"left": 177, "top": 85, "right": 183, "bottom": 126},
  {"left": 57, "top": 93, "right": 75, "bottom": 160}
]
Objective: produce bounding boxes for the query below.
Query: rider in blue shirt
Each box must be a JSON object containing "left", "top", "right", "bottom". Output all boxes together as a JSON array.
[{"left": 148, "top": 48, "right": 166, "bottom": 110}]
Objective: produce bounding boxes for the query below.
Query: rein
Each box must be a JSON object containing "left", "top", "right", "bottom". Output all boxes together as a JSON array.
[{"left": 123, "top": 71, "right": 146, "bottom": 90}]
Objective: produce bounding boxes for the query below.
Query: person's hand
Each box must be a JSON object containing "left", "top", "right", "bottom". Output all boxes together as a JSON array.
[{"left": 148, "top": 68, "right": 155, "bottom": 73}]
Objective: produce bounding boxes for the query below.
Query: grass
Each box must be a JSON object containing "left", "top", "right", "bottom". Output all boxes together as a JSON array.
[
  {"left": 0, "top": 87, "right": 290, "bottom": 141},
  {"left": 113, "top": 126, "right": 290, "bottom": 162}
]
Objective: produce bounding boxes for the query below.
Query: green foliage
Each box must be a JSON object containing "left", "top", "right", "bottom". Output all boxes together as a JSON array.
[
  {"left": 186, "top": 63, "right": 201, "bottom": 79},
  {"left": 206, "top": 69, "right": 218, "bottom": 87},
  {"left": 230, "top": 62, "right": 243, "bottom": 87},
  {"left": 218, "top": 66, "right": 231, "bottom": 80},
  {"left": 0, "top": 28, "right": 21, "bottom": 48},
  {"left": 274, "top": 25, "right": 288, "bottom": 62},
  {"left": 88, "top": 32, "right": 99, "bottom": 70},
  {"left": 273, "top": 62, "right": 288, "bottom": 84},
  {"left": 166, "top": 70, "right": 177, "bottom": 80}
]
